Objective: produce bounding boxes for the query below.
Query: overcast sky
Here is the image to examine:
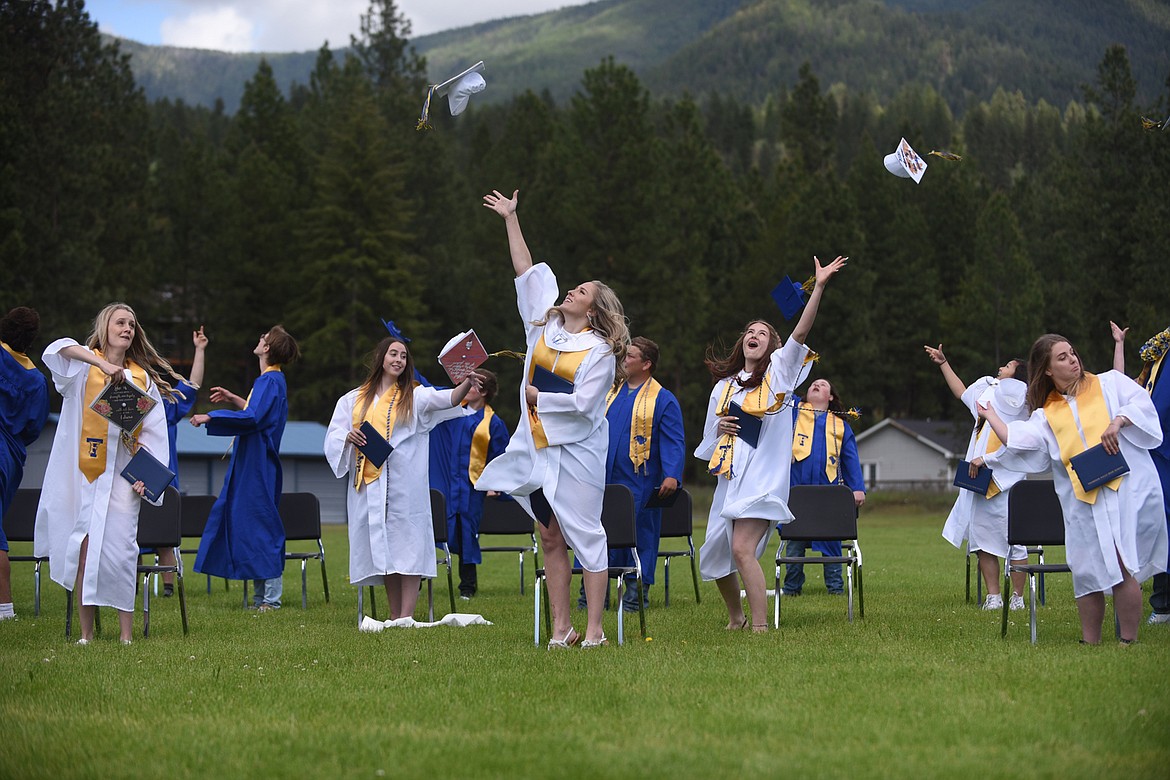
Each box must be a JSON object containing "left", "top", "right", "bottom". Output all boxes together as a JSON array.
[{"left": 84, "top": 1, "right": 596, "bottom": 52}]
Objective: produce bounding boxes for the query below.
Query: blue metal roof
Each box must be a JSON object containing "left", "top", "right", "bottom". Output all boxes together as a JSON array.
[{"left": 176, "top": 420, "right": 326, "bottom": 458}]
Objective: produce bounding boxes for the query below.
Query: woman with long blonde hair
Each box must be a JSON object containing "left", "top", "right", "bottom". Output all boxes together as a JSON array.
[
  {"left": 325, "top": 335, "right": 480, "bottom": 621},
  {"left": 976, "top": 334, "right": 1167, "bottom": 644},
  {"left": 477, "top": 188, "right": 630, "bottom": 648},
  {"left": 34, "top": 303, "right": 173, "bottom": 644}
]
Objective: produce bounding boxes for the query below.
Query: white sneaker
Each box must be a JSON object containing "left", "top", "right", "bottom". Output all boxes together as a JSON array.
[
  {"left": 981, "top": 594, "right": 1004, "bottom": 611},
  {"left": 1147, "top": 612, "right": 1170, "bottom": 625},
  {"left": 1009, "top": 594, "right": 1025, "bottom": 611}
]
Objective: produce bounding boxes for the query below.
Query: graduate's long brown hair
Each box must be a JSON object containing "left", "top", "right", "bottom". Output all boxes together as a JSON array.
[
  {"left": 704, "top": 320, "right": 782, "bottom": 389},
  {"left": 356, "top": 337, "right": 415, "bottom": 425},
  {"left": 1025, "top": 333, "right": 1084, "bottom": 412},
  {"left": 86, "top": 302, "right": 182, "bottom": 401}
]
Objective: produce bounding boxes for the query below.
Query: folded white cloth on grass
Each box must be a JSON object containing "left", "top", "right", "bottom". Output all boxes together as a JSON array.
[{"left": 360, "top": 613, "right": 493, "bottom": 632}]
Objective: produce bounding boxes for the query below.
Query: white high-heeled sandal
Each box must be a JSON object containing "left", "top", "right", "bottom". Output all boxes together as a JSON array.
[{"left": 547, "top": 627, "right": 580, "bottom": 649}]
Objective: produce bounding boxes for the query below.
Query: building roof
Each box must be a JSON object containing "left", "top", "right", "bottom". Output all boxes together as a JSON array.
[
  {"left": 855, "top": 417, "right": 970, "bottom": 458},
  {"left": 176, "top": 420, "right": 327, "bottom": 457}
]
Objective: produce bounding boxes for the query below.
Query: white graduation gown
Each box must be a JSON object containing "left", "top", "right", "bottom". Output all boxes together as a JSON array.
[
  {"left": 695, "top": 339, "right": 813, "bottom": 581},
  {"left": 474, "top": 263, "right": 615, "bottom": 572},
  {"left": 983, "top": 371, "right": 1168, "bottom": 597},
  {"left": 34, "top": 339, "right": 169, "bottom": 612},
  {"left": 325, "top": 386, "right": 466, "bottom": 585},
  {"left": 941, "top": 377, "right": 1030, "bottom": 559}
]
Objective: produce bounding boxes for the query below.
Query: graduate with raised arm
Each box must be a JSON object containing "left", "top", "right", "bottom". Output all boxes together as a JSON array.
[
  {"left": 192, "top": 326, "right": 300, "bottom": 611},
  {"left": 35, "top": 303, "right": 175, "bottom": 643},
  {"left": 151, "top": 325, "right": 209, "bottom": 597},
  {"left": 975, "top": 334, "right": 1167, "bottom": 644},
  {"left": 475, "top": 188, "right": 630, "bottom": 648},
  {"left": 923, "top": 344, "right": 1030, "bottom": 611},
  {"left": 0, "top": 307, "right": 50, "bottom": 621},
  {"left": 695, "top": 255, "right": 846, "bottom": 632},
  {"left": 325, "top": 337, "right": 481, "bottom": 620}
]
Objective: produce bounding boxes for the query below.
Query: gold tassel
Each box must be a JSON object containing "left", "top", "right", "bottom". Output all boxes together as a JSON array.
[
  {"left": 928, "top": 150, "right": 963, "bottom": 161},
  {"left": 416, "top": 86, "right": 436, "bottom": 132},
  {"left": 489, "top": 349, "right": 526, "bottom": 361}
]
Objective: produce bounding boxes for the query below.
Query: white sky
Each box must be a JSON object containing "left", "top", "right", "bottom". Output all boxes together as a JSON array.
[{"left": 84, "top": 0, "right": 596, "bottom": 52}]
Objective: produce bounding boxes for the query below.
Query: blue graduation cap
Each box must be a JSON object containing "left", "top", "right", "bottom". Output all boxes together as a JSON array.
[
  {"left": 771, "top": 275, "right": 808, "bottom": 321},
  {"left": 382, "top": 319, "right": 412, "bottom": 343}
]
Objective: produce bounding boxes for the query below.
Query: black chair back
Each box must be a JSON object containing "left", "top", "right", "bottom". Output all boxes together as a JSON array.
[
  {"left": 2, "top": 488, "right": 39, "bottom": 542},
  {"left": 430, "top": 489, "right": 448, "bottom": 544},
  {"left": 480, "top": 495, "right": 534, "bottom": 535},
  {"left": 1007, "top": 480, "right": 1065, "bottom": 546},
  {"left": 180, "top": 494, "right": 218, "bottom": 539},
  {"left": 279, "top": 493, "right": 322, "bottom": 541},
  {"left": 136, "top": 487, "right": 183, "bottom": 549},
  {"left": 600, "top": 484, "right": 637, "bottom": 549},
  {"left": 781, "top": 485, "right": 858, "bottom": 542},
  {"left": 658, "top": 489, "right": 693, "bottom": 538}
]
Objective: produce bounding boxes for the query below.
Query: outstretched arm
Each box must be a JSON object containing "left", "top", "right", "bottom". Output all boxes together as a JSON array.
[
  {"left": 923, "top": 344, "right": 967, "bottom": 400},
  {"left": 789, "top": 255, "right": 847, "bottom": 345},
  {"left": 483, "top": 189, "right": 532, "bottom": 277},
  {"left": 190, "top": 326, "right": 209, "bottom": 388},
  {"left": 1110, "top": 320, "right": 1128, "bottom": 373}
]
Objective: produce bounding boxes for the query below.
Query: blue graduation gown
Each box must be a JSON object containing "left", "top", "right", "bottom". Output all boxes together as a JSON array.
[
  {"left": 0, "top": 347, "right": 49, "bottom": 523},
  {"left": 429, "top": 409, "right": 510, "bottom": 562},
  {"left": 1146, "top": 356, "right": 1170, "bottom": 562},
  {"left": 787, "top": 399, "right": 865, "bottom": 556},
  {"left": 194, "top": 371, "right": 288, "bottom": 580},
  {"left": 604, "top": 382, "right": 686, "bottom": 584},
  {"left": 163, "top": 379, "right": 198, "bottom": 490}
]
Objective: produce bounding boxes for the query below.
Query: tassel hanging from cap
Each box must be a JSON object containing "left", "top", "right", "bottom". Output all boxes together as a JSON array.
[{"left": 417, "top": 85, "right": 436, "bottom": 132}]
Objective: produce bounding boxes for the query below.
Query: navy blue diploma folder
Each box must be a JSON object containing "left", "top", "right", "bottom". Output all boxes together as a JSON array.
[
  {"left": 644, "top": 487, "right": 680, "bottom": 510},
  {"left": 120, "top": 448, "right": 175, "bottom": 503},
  {"left": 531, "top": 365, "right": 574, "bottom": 394},
  {"left": 357, "top": 421, "right": 393, "bottom": 469},
  {"left": 953, "top": 460, "right": 993, "bottom": 495},
  {"left": 727, "top": 401, "right": 763, "bottom": 448},
  {"left": 1070, "top": 443, "right": 1129, "bottom": 492}
]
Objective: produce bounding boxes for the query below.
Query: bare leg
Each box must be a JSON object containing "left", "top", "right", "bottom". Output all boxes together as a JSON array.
[
  {"left": 156, "top": 548, "right": 176, "bottom": 587},
  {"left": 977, "top": 551, "right": 1001, "bottom": 595},
  {"left": 731, "top": 518, "right": 770, "bottom": 631},
  {"left": 1009, "top": 559, "right": 1027, "bottom": 597},
  {"left": 118, "top": 610, "right": 133, "bottom": 642},
  {"left": 1113, "top": 550, "right": 1142, "bottom": 642},
  {"left": 76, "top": 536, "right": 95, "bottom": 641},
  {"left": 0, "top": 550, "right": 11, "bottom": 603},
  {"left": 398, "top": 575, "right": 421, "bottom": 619},
  {"left": 581, "top": 569, "right": 607, "bottom": 643},
  {"left": 538, "top": 516, "right": 574, "bottom": 641},
  {"left": 384, "top": 574, "right": 402, "bottom": 620},
  {"left": 1075, "top": 591, "right": 1106, "bottom": 644},
  {"left": 714, "top": 574, "right": 745, "bottom": 629}
]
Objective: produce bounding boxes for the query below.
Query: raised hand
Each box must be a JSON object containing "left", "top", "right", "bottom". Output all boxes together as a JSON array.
[
  {"left": 1109, "top": 320, "right": 1128, "bottom": 344},
  {"left": 193, "top": 325, "right": 209, "bottom": 350},
  {"left": 813, "top": 255, "right": 848, "bottom": 287},
  {"left": 924, "top": 344, "right": 947, "bottom": 365},
  {"left": 483, "top": 189, "right": 519, "bottom": 219}
]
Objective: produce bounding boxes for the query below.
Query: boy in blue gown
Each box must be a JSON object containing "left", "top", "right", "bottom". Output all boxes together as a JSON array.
[
  {"left": 589, "top": 337, "right": 685, "bottom": 611},
  {"left": 429, "top": 369, "right": 510, "bottom": 599},
  {"left": 192, "top": 326, "right": 299, "bottom": 610},
  {"left": 0, "top": 307, "right": 50, "bottom": 620}
]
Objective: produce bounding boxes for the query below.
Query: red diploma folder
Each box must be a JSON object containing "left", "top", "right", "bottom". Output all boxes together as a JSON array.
[{"left": 438, "top": 329, "right": 489, "bottom": 385}]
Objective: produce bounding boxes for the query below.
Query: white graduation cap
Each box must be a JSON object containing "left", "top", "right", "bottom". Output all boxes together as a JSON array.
[
  {"left": 417, "top": 61, "right": 486, "bottom": 131},
  {"left": 884, "top": 137, "right": 928, "bottom": 184}
]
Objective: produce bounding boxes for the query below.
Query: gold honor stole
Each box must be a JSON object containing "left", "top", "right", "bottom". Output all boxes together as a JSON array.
[
  {"left": 528, "top": 334, "right": 591, "bottom": 450},
  {"left": 468, "top": 404, "right": 496, "bottom": 484},
  {"left": 605, "top": 378, "right": 662, "bottom": 475},
  {"left": 1044, "top": 372, "right": 1123, "bottom": 504},
  {"left": 351, "top": 384, "right": 399, "bottom": 489},
  {"left": 1146, "top": 353, "right": 1165, "bottom": 396},
  {"left": 792, "top": 403, "right": 844, "bottom": 484},
  {"left": 708, "top": 375, "right": 784, "bottom": 479},
  {"left": 80, "top": 351, "right": 150, "bottom": 483},
  {"left": 1, "top": 341, "right": 35, "bottom": 370}
]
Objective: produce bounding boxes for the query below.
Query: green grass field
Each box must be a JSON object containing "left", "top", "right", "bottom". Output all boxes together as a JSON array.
[{"left": 2, "top": 492, "right": 1167, "bottom": 779}]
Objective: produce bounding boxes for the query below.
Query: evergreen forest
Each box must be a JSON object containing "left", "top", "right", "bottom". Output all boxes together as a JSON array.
[{"left": 2, "top": 0, "right": 1168, "bottom": 477}]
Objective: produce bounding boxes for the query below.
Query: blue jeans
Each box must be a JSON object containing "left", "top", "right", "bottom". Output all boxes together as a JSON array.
[
  {"left": 782, "top": 540, "right": 843, "bottom": 594},
  {"left": 252, "top": 577, "right": 282, "bottom": 608}
]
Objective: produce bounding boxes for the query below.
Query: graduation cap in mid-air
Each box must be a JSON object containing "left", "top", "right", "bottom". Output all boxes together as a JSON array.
[
  {"left": 883, "top": 137, "right": 929, "bottom": 183},
  {"left": 417, "top": 61, "right": 486, "bottom": 131},
  {"left": 770, "top": 275, "right": 815, "bottom": 321}
]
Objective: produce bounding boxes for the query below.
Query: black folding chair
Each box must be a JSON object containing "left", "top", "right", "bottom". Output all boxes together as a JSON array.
[
  {"left": 136, "top": 487, "right": 189, "bottom": 637},
  {"left": 773, "top": 485, "right": 863, "bottom": 628},
  {"left": 478, "top": 495, "right": 539, "bottom": 594},
  {"left": 1001, "top": 480, "right": 1070, "bottom": 644},
  {"left": 2, "top": 488, "right": 47, "bottom": 615},
  {"left": 656, "top": 488, "right": 700, "bottom": 606},
  {"left": 533, "top": 484, "right": 645, "bottom": 645},
  {"left": 177, "top": 493, "right": 227, "bottom": 594},
  {"left": 427, "top": 489, "right": 456, "bottom": 621},
  {"left": 279, "top": 493, "right": 329, "bottom": 609}
]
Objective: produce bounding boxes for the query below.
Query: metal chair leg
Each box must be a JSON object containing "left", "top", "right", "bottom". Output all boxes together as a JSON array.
[
  {"left": 689, "top": 553, "right": 701, "bottom": 604},
  {"left": 663, "top": 559, "right": 671, "bottom": 608}
]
